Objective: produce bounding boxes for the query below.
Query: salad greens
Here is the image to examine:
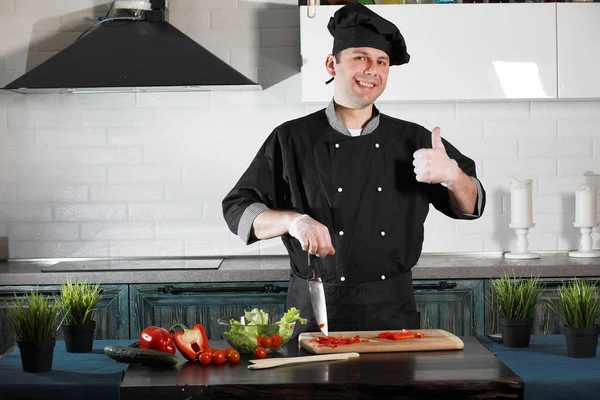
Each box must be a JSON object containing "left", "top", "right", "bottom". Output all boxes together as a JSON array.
[{"left": 222, "top": 307, "right": 307, "bottom": 354}]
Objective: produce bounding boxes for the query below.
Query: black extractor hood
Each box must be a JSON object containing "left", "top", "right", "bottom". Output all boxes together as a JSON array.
[{"left": 4, "top": 0, "right": 261, "bottom": 94}]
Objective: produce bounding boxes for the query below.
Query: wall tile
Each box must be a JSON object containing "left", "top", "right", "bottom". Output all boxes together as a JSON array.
[
  {"left": 531, "top": 101, "right": 600, "bottom": 119},
  {"left": 54, "top": 204, "right": 128, "bottom": 221},
  {"left": 519, "top": 138, "right": 592, "bottom": 158},
  {"left": 8, "top": 222, "right": 79, "bottom": 241},
  {"left": 129, "top": 203, "right": 203, "bottom": 220},
  {"left": 211, "top": 9, "right": 299, "bottom": 30},
  {"left": 17, "top": 185, "right": 89, "bottom": 202},
  {"left": 558, "top": 119, "right": 600, "bottom": 138},
  {"left": 169, "top": 0, "right": 238, "bottom": 10},
  {"left": 167, "top": 11, "right": 210, "bottom": 30},
  {"left": 35, "top": 128, "right": 106, "bottom": 146},
  {"left": 456, "top": 102, "right": 530, "bottom": 120},
  {"left": 81, "top": 221, "right": 155, "bottom": 240},
  {"left": 483, "top": 119, "right": 557, "bottom": 139},
  {"left": 107, "top": 165, "right": 182, "bottom": 183},
  {"left": 0, "top": 1, "right": 14, "bottom": 15},
  {"left": 109, "top": 240, "right": 184, "bottom": 257},
  {"left": 557, "top": 157, "right": 597, "bottom": 176},
  {"left": 136, "top": 92, "right": 211, "bottom": 108},
  {"left": 9, "top": 241, "right": 110, "bottom": 258},
  {"left": 81, "top": 109, "right": 155, "bottom": 127},
  {"left": 90, "top": 184, "right": 164, "bottom": 202},
  {"left": 3, "top": 147, "right": 142, "bottom": 165},
  {"left": 0, "top": 205, "right": 53, "bottom": 222},
  {"left": 482, "top": 158, "right": 556, "bottom": 177},
  {"left": 107, "top": 127, "right": 185, "bottom": 146},
  {"left": 0, "top": 165, "right": 107, "bottom": 184}
]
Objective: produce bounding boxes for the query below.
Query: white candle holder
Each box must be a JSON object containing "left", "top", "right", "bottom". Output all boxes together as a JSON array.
[
  {"left": 504, "top": 223, "right": 540, "bottom": 259},
  {"left": 568, "top": 223, "right": 600, "bottom": 258}
]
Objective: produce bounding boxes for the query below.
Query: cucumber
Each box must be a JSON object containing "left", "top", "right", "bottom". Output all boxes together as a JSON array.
[
  {"left": 129, "top": 341, "right": 140, "bottom": 348},
  {"left": 104, "top": 345, "right": 179, "bottom": 368}
]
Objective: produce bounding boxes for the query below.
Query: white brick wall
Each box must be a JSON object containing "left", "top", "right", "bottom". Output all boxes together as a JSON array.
[{"left": 0, "top": 0, "right": 598, "bottom": 258}]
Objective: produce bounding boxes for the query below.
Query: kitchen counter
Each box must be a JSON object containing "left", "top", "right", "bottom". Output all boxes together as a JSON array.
[
  {"left": 0, "top": 253, "right": 599, "bottom": 285},
  {"left": 120, "top": 336, "right": 523, "bottom": 400}
]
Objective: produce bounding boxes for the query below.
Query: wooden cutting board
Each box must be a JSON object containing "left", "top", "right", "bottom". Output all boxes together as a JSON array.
[{"left": 299, "top": 329, "right": 464, "bottom": 354}]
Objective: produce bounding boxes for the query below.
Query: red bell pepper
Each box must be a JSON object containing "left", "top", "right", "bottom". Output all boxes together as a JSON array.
[
  {"left": 140, "top": 326, "right": 176, "bottom": 354},
  {"left": 169, "top": 323, "right": 210, "bottom": 361}
]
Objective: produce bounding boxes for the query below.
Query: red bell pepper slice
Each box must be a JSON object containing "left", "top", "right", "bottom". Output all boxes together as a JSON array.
[
  {"left": 169, "top": 323, "right": 210, "bottom": 361},
  {"left": 139, "top": 326, "right": 176, "bottom": 354},
  {"left": 377, "top": 330, "right": 425, "bottom": 340},
  {"left": 309, "top": 335, "right": 362, "bottom": 347}
]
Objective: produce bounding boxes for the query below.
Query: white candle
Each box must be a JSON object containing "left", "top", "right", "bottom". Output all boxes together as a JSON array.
[
  {"left": 575, "top": 185, "right": 597, "bottom": 227},
  {"left": 510, "top": 177, "right": 533, "bottom": 226}
]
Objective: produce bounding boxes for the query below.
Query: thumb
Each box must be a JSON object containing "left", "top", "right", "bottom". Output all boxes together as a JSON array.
[{"left": 431, "top": 127, "right": 445, "bottom": 150}]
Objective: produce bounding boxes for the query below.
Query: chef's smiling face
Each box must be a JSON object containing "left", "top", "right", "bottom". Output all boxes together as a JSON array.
[{"left": 326, "top": 47, "right": 390, "bottom": 110}]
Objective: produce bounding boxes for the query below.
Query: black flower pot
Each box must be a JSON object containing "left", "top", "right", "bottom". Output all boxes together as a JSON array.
[
  {"left": 62, "top": 320, "right": 96, "bottom": 353},
  {"left": 500, "top": 318, "right": 533, "bottom": 348},
  {"left": 564, "top": 326, "right": 599, "bottom": 358},
  {"left": 17, "top": 338, "right": 56, "bottom": 373}
]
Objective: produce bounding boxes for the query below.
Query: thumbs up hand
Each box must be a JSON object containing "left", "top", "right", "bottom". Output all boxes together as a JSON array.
[{"left": 413, "top": 127, "right": 459, "bottom": 189}]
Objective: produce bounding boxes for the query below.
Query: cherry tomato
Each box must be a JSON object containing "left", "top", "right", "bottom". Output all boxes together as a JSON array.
[
  {"left": 254, "top": 347, "right": 267, "bottom": 359},
  {"left": 270, "top": 334, "right": 282, "bottom": 348},
  {"left": 210, "top": 347, "right": 220, "bottom": 355},
  {"left": 227, "top": 349, "right": 241, "bottom": 363},
  {"left": 199, "top": 351, "right": 212, "bottom": 365},
  {"left": 225, "top": 347, "right": 235, "bottom": 357},
  {"left": 260, "top": 336, "right": 273, "bottom": 348},
  {"left": 212, "top": 350, "right": 226, "bottom": 365}
]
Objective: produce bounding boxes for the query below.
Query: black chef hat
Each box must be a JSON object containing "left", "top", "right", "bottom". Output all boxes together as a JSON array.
[{"left": 327, "top": 3, "right": 410, "bottom": 67}]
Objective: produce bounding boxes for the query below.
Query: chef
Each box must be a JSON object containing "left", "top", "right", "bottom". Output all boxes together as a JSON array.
[{"left": 222, "top": 3, "right": 486, "bottom": 336}]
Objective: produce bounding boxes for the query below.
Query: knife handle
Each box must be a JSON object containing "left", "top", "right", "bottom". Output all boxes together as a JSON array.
[{"left": 307, "top": 252, "right": 321, "bottom": 279}]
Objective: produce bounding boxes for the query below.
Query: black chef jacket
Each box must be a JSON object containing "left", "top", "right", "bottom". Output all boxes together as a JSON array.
[{"left": 222, "top": 107, "right": 486, "bottom": 285}]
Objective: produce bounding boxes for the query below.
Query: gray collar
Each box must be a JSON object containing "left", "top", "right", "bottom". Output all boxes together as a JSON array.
[{"left": 325, "top": 99, "right": 380, "bottom": 136}]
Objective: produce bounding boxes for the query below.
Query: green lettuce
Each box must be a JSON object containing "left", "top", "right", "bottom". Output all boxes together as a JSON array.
[
  {"left": 243, "top": 308, "right": 269, "bottom": 325},
  {"left": 221, "top": 308, "right": 307, "bottom": 353},
  {"left": 223, "top": 319, "right": 261, "bottom": 354},
  {"left": 277, "top": 307, "right": 307, "bottom": 342}
]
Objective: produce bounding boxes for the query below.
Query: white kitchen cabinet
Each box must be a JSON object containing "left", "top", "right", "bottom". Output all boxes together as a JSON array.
[
  {"left": 557, "top": 3, "right": 600, "bottom": 99},
  {"left": 300, "top": 4, "right": 557, "bottom": 102}
]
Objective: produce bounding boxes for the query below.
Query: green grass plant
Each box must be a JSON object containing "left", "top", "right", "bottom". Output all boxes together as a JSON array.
[
  {"left": 59, "top": 278, "right": 102, "bottom": 325},
  {"left": 546, "top": 278, "right": 600, "bottom": 328},
  {"left": 489, "top": 273, "right": 542, "bottom": 320},
  {"left": 3, "top": 291, "right": 61, "bottom": 342}
]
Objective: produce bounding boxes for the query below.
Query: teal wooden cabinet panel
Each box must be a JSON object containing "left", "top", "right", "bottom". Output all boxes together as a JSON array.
[
  {"left": 484, "top": 277, "right": 600, "bottom": 335},
  {"left": 0, "top": 284, "right": 129, "bottom": 354},
  {"left": 129, "top": 282, "right": 289, "bottom": 340},
  {"left": 414, "top": 279, "right": 485, "bottom": 337}
]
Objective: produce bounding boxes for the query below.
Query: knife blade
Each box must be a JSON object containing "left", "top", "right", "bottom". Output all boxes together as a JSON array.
[{"left": 307, "top": 252, "right": 328, "bottom": 337}]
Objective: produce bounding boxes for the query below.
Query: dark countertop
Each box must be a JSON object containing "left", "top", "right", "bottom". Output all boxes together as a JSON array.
[
  {"left": 120, "top": 336, "right": 523, "bottom": 400},
  {"left": 0, "top": 253, "right": 599, "bottom": 285}
]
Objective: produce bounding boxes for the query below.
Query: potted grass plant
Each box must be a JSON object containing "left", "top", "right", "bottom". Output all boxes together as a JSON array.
[
  {"left": 58, "top": 278, "right": 102, "bottom": 353},
  {"left": 489, "top": 274, "right": 542, "bottom": 348},
  {"left": 547, "top": 278, "right": 600, "bottom": 358},
  {"left": 3, "top": 291, "right": 62, "bottom": 372}
]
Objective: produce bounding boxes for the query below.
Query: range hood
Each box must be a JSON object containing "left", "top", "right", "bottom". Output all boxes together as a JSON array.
[{"left": 4, "top": 0, "right": 261, "bottom": 94}]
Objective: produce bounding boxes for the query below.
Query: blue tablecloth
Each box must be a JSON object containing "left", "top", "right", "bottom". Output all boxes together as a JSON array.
[
  {"left": 0, "top": 340, "right": 133, "bottom": 400},
  {"left": 478, "top": 335, "right": 600, "bottom": 400}
]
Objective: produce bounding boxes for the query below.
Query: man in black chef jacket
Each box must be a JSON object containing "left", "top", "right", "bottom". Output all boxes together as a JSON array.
[{"left": 222, "top": 3, "right": 485, "bottom": 336}]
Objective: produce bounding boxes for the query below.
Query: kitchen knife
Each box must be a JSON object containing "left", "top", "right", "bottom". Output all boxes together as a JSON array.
[{"left": 307, "top": 252, "right": 328, "bottom": 337}]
